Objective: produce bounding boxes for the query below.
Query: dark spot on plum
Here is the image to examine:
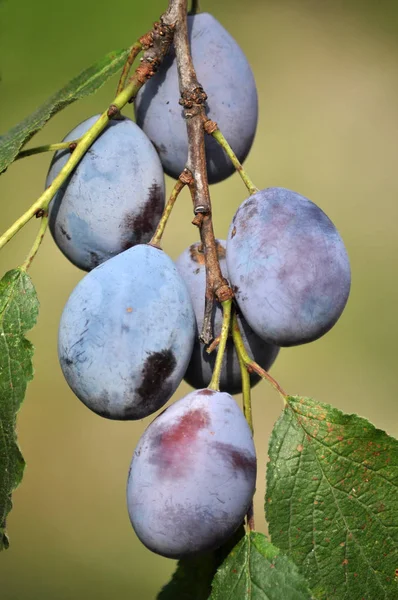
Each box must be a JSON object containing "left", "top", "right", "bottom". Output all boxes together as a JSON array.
[
  {"left": 232, "top": 284, "right": 239, "bottom": 295},
  {"left": 62, "top": 356, "right": 74, "bottom": 367},
  {"left": 189, "top": 243, "right": 205, "bottom": 265},
  {"left": 122, "top": 183, "right": 164, "bottom": 248},
  {"left": 152, "top": 141, "right": 167, "bottom": 155},
  {"left": 127, "top": 349, "right": 176, "bottom": 419},
  {"left": 121, "top": 324, "right": 130, "bottom": 333},
  {"left": 149, "top": 407, "right": 210, "bottom": 477},
  {"left": 198, "top": 389, "right": 215, "bottom": 396},
  {"left": 59, "top": 225, "right": 71, "bottom": 240},
  {"left": 194, "top": 267, "right": 200, "bottom": 274},
  {"left": 231, "top": 226, "right": 237, "bottom": 238},
  {"left": 212, "top": 441, "right": 256, "bottom": 480},
  {"left": 89, "top": 251, "right": 100, "bottom": 268}
]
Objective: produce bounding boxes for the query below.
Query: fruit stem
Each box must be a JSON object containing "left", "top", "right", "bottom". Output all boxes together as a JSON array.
[
  {"left": 149, "top": 179, "right": 186, "bottom": 247},
  {"left": 116, "top": 41, "right": 143, "bottom": 95},
  {"left": 0, "top": 17, "right": 176, "bottom": 252},
  {"left": 208, "top": 299, "right": 232, "bottom": 391},
  {"left": 238, "top": 341, "right": 253, "bottom": 434},
  {"left": 15, "top": 140, "right": 80, "bottom": 161},
  {"left": 188, "top": 0, "right": 201, "bottom": 15},
  {"left": 20, "top": 212, "right": 49, "bottom": 272},
  {"left": 206, "top": 123, "right": 258, "bottom": 196},
  {"left": 232, "top": 312, "right": 287, "bottom": 402},
  {"left": 237, "top": 322, "right": 255, "bottom": 532}
]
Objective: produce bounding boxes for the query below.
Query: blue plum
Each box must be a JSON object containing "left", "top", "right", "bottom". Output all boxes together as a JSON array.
[
  {"left": 135, "top": 13, "right": 258, "bottom": 184},
  {"left": 127, "top": 388, "right": 256, "bottom": 558},
  {"left": 46, "top": 115, "right": 165, "bottom": 271},
  {"left": 226, "top": 188, "right": 351, "bottom": 346},
  {"left": 176, "top": 240, "right": 279, "bottom": 394},
  {"left": 58, "top": 244, "right": 196, "bottom": 420}
]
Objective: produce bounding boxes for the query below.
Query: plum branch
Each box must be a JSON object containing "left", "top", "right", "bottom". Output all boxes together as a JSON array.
[
  {"left": 170, "top": 0, "right": 232, "bottom": 343},
  {"left": 0, "top": 12, "right": 177, "bottom": 252}
]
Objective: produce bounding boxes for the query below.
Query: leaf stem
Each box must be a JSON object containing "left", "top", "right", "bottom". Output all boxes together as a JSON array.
[
  {"left": 21, "top": 213, "right": 49, "bottom": 271},
  {"left": 149, "top": 179, "right": 186, "bottom": 247},
  {"left": 16, "top": 140, "right": 80, "bottom": 161},
  {"left": 205, "top": 122, "right": 258, "bottom": 195},
  {"left": 0, "top": 17, "right": 176, "bottom": 252},
  {"left": 116, "top": 41, "right": 143, "bottom": 95},
  {"left": 232, "top": 312, "right": 287, "bottom": 401},
  {"left": 208, "top": 299, "right": 232, "bottom": 391}
]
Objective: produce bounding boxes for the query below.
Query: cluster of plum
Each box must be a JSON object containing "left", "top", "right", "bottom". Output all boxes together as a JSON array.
[{"left": 47, "top": 13, "right": 351, "bottom": 559}]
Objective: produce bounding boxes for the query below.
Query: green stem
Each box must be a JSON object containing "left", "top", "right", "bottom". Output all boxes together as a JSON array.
[
  {"left": 116, "top": 41, "right": 143, "bottom": 95},
  {"left": 232, "top": 312, "right": 287, "bottom": 401},
  {"left": 21, "top": 213, "right": 49, "bottom": 271},
  {"left": 208, "top": 299, "right": 232, "bottom": 391},
  {"left": 0, "top": 76, "right": 149, "bottom": 251},
  {"left": 238, "top": 348, "right": 253, "bottom": 434},
  {"left": 211, "top": 129, "right": 258, "bottom": 195},
  {"left": 188, "top": 0, "right": 201, "bottom": 14},
  {"left": 149, "top": 180, "right": 185, "bottom": 247},
  {"left": 237, "top": 316, "right": 255, "bottom": 531},
  {"left": 16, "top": 140, "right": 80, "bottom": 161}
]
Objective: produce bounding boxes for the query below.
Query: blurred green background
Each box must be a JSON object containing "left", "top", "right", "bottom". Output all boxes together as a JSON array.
[{"left": 1, "top": 0, "right": 397, "bottom": 597}]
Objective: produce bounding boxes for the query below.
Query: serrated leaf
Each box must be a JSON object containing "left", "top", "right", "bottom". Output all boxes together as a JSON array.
[
  {"left": 210, "top": 532, "right": 312, "bottom": 599},
  {"left": 266, "top": 396, "right": 398, "bottom": 600},
  {"left": 0, "top": 269, "right": 39, "bottom": 550},
  {"left": 0, "top": 47, "right": 131, "bottom": 174},
  {"left": 158, "top": 526, "right": 245, "bottom": 600}
]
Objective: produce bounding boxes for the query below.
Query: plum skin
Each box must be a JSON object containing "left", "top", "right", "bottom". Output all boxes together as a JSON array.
[
  {"left": 175, "top": 240, "right": 279, "bottom": 394},
  {"left": 226, "top": 187, "right": 351, "bottom": 346},
  {"left": 58, "top": 244, "right": 196, "bottom": 420},
  {"left": 135, "top": 13, "right": 258, "bottom": 184},
  {"left": 46, "top": 115, "right": 165, "bottom": 271},
  {"left": 127, "top": 389, "right": 256, "bottom": 558}
]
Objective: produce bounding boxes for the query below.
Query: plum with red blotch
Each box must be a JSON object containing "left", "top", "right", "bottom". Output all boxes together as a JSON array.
[
  {"left": 58, "top": 244, "right": 196, "bottom": 420},
  {"left": 46, "top": 114, "right": 165, "bottom": 271},
  {"left": 175, "top": 240, "right": 279, "bottom": 394},
  {"left": 127, "top": 388, "right": 256, "bottom": 558},
  {"left": 226, "top": 187, "right": 351, "bottom": 346},
  {"left": 135, "top": 13, "right": 258, "bottom": 184}
]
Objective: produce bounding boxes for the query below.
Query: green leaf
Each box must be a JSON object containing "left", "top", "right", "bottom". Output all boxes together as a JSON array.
[
  {"left": 158, "top": 526, "right": 245, "bottom": 600},
  {"left": 0, "top": 47, "right": 131, "bottom": 174},
  {"left": 266, "top": 396, "right": 398, "bottom": 600},
  {"left": 0, "top": 269, "right": 39, "bottom": 550},
  {"left": 210, "top": 532, "right": 312, "bottom": 599}
]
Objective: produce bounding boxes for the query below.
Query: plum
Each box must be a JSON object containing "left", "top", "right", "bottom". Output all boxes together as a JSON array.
[
  {"left": 127, "top": 388, "right": 256, "bottom": 558},
  {"left": 46, "top": 115, "right": 165, "bottom": 271},
  {"left": 175, "top": 240, "right": 279, "bottom": 394},
  {"left": 58, "top": 244, "right": 196, "bottom": 419},
  {"left": 226, "top": 187, "right": 351, "bottom": 346},
  {"left": 135, "top": 13, "right": 258, "bottom": 184}
]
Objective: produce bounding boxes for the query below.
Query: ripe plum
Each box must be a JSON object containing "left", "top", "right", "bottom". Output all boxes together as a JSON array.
[
  {"left": 46, "top": 115, "right": 165, "bottom": 271},
  {"left": 127, "top": 388, "right": 256, "bottom": 558},
  {"left": 58, "top": 244, "right": 195, "bottom": 419},
  {"left": 226, "top": 187, "right": 351, "bottom": 346},
  {"left": 135, "top": 13, "right": 258, "bottom": 184}
]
